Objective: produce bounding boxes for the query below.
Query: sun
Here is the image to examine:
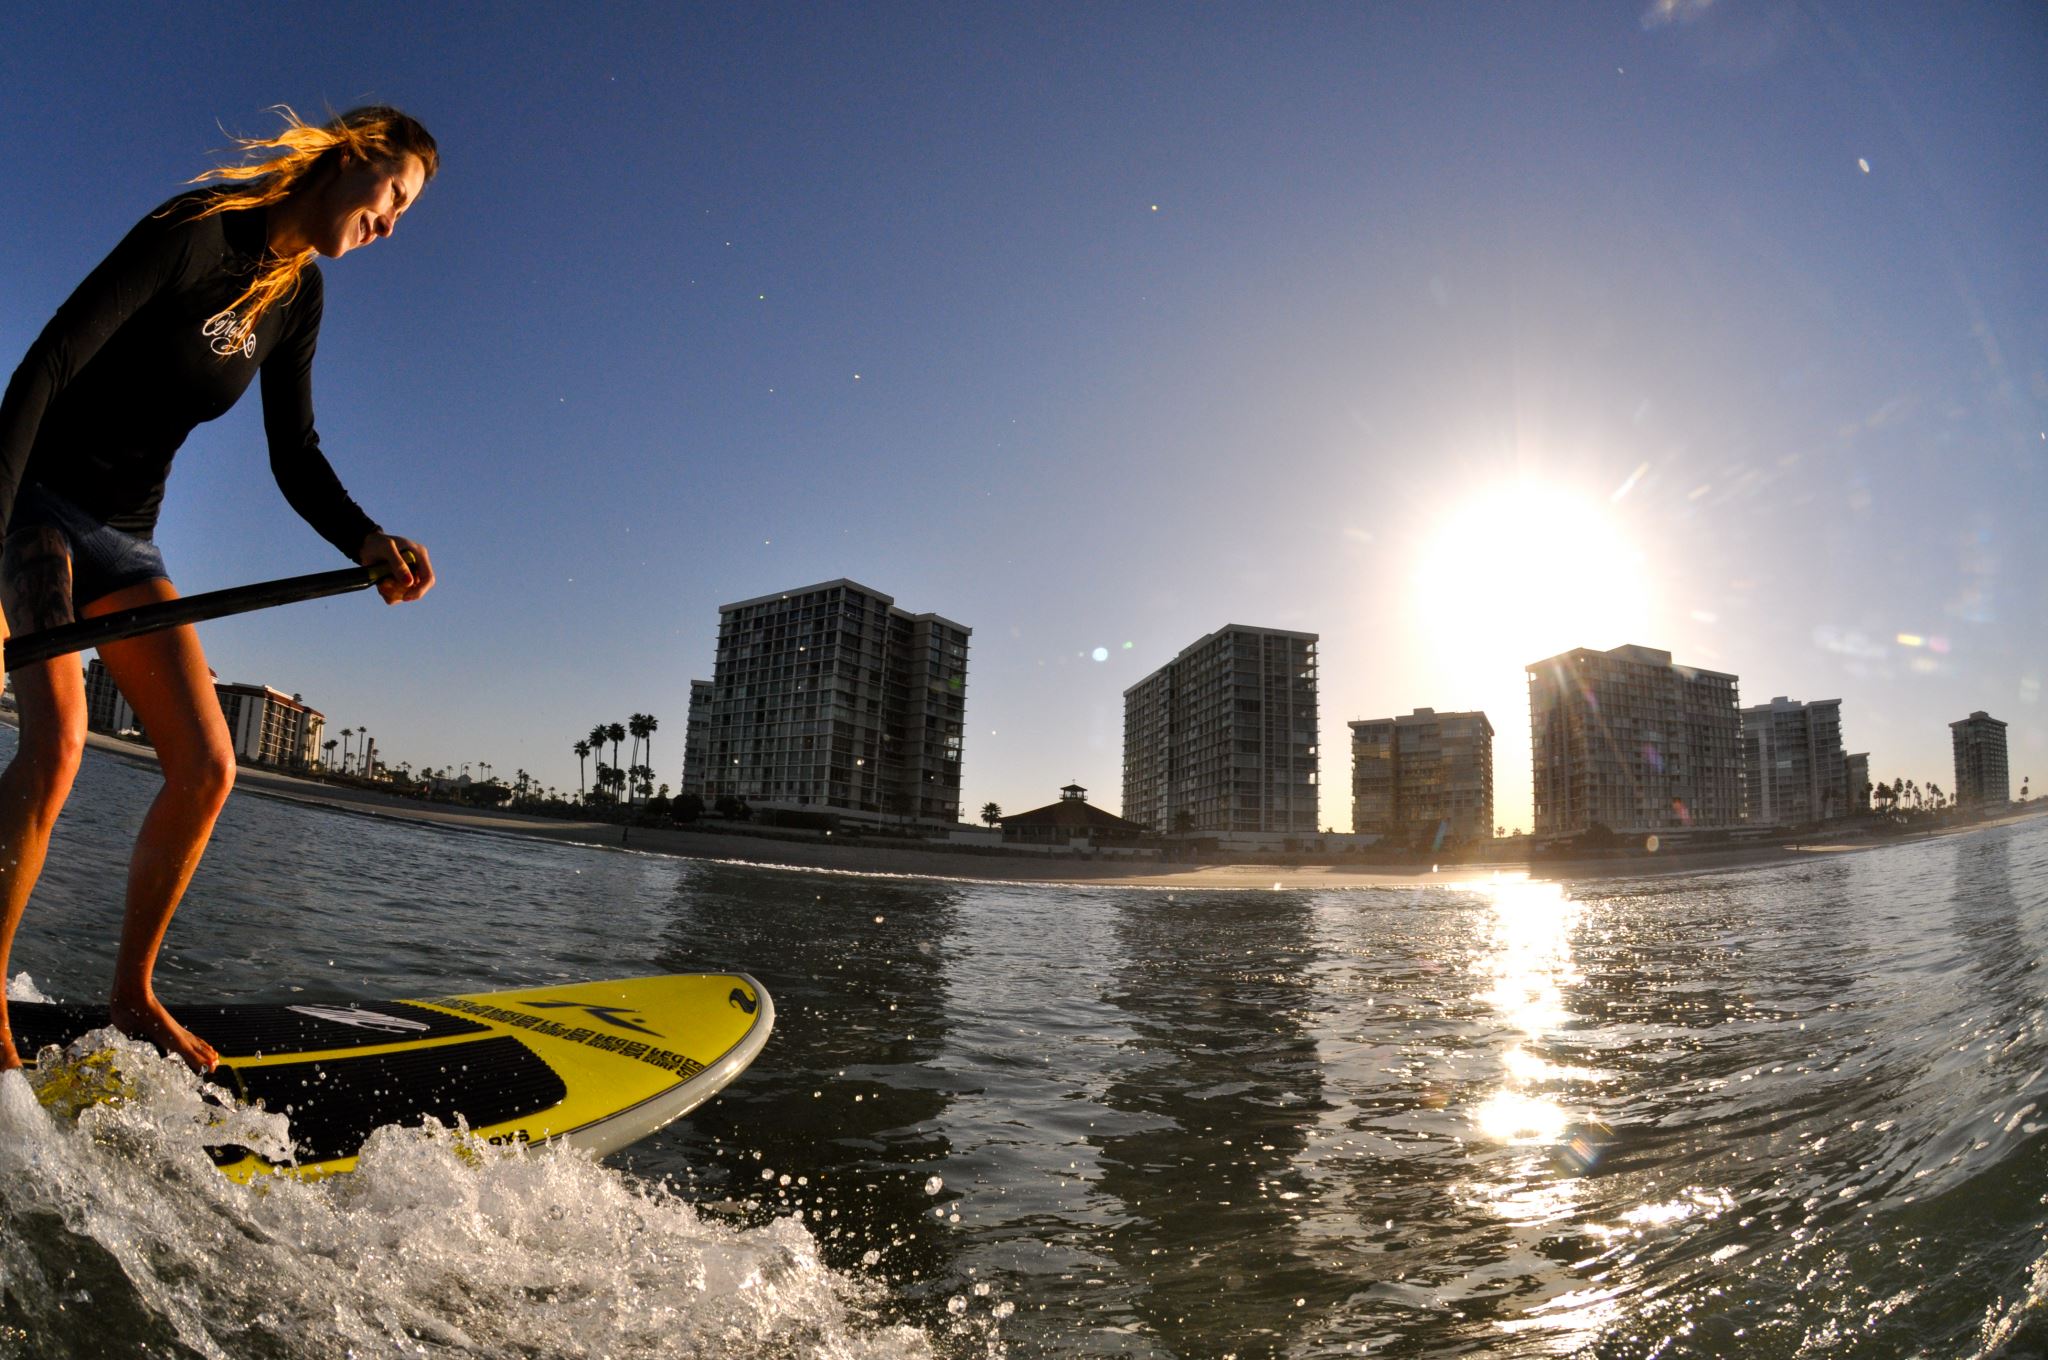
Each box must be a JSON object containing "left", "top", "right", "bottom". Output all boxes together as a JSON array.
[{"left": 1412, "top": 482, "right": 1654, "bottom": 683}]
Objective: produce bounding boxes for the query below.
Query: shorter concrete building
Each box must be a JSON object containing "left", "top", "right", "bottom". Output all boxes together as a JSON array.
[
  {"left": 83, "top": 662, "right": 324, "bottom": 770},
  {"left": 1740, "top": 696, "right": 1848, "bottom": 825},
  {"left": 999, "top": 784, "right": 1147, "bottom": 847},
  {"left": 1349, "top": 707, "right": 1494, "bottom": 847},
  {"left": 84, "top": 659, "right": 140, "bottom": 735},
  {"left": 1845, "top": 752, "right": 1870, "bottom": 815},
  {"left": 217, "top": 683, "right": 326, "bottom": 770},
  {"left": 1951, "top": 711, "right": 2010, "bottom": 809},
  {"left": 680, "top": 678, "right": 712, "bottom": 799}
]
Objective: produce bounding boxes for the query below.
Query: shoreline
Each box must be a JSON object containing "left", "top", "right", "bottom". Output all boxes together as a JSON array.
[{"left": 49, "top": 725, "right": 2048, "bottom": 891}]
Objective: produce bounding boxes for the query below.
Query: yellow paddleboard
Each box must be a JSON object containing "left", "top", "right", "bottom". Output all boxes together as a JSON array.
[{"left": 15, "top": 973, "right": 773, "bottom": 1180}]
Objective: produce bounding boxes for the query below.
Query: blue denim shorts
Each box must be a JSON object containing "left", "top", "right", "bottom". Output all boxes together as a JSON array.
[{"left": 5, "top": 482, "right": 169, "bottom": 610}]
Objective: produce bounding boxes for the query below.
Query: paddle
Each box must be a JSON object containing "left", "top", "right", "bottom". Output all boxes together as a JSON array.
[{"left": 3, "top": 563, "right": 392, "bottom": 672}]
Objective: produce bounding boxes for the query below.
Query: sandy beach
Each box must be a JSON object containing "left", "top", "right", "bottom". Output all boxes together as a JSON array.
[{"left": 52, "top": 725, "right": 2044, "bottom": 891}]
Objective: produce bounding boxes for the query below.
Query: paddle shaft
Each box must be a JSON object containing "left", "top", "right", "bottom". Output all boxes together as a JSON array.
[{"left": 2, "top": 565, "right": 380, "bottom": 672}]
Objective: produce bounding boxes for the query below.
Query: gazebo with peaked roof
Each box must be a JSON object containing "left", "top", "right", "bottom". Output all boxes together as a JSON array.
[{"left": 998, "top": 784, "right": 1147, "bottom": 845}]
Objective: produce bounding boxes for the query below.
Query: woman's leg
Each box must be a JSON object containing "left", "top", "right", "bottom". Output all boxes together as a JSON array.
[
  {"left": 88, "top": 579, "right": 233, "bottom": 1073},
  {"left": 0, "top": 528, "right": 89, "bottom": 1070}
]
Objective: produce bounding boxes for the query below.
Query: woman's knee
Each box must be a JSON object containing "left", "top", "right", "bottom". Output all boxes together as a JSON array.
[
  {"left": 163, "top": 738, "right": 237, "bottom": 808},
  {"left": 6, "top": 720, "right": 86, "bottom": 810}
]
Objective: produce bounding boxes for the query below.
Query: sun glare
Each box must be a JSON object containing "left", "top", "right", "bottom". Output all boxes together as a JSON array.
[{"left": 1413, "top": 484, "right": 1653, "bottom": 682}]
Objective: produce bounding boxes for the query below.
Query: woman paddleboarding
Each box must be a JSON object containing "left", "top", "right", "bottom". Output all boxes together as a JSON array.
[{"left": 0, "top": 105, "right": 439, "bottom": 1072}]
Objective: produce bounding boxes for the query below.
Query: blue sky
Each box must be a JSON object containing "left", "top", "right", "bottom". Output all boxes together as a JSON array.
[{"left": 2, "top": 2, "right": 2042, "bottom": 831}]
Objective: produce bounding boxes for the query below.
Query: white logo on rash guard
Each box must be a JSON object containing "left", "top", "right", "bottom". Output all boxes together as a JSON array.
[
  {"left": 202, "top": 309, "right": 255, "bottom": 358},
  {"left": 286, "top": 1004, "right": 432, "bottom": 1033}
]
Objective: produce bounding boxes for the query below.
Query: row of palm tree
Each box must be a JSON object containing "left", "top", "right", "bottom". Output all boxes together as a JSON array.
[
  {"left": 573, "top": 713, "right": 660, "bottom": 803},
  {"left": 322, "top": 726, "right": 377, "bottom": 776},
  {"left": 1870, "top": 775, "right": 2033, "bottom": 814}
]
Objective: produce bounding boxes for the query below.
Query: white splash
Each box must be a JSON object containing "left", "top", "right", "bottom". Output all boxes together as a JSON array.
[{"left": 0, "top": 1035, "right": 941, "bottom": 1359}]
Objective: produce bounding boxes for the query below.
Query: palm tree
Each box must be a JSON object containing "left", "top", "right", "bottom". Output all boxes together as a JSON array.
[
  {"left": 627, "top": 714, "right": 660, "bottom": 799},
  {"left": 323, "top": 738, "right": 338, "bottom": 770},
  {"left": 607, "top": 721, "right": 627, "bottom": 777},
  {"left": 574, "top": 740, "right": 591, "bottom": 798},
  {"left": 633, "top": 714, "right": 658, "bottom": 787},
  {"left": 588, "top": 724, "right": 612, "bottom": 782},
  {"left": 340, "top": 727, "right": 355, "bottom": 772},
  {"left": 980, "top": 801, "right": 1002, "bottom": 828},
  {"left": 630, "top": 764, "right": 655, "bottom": 801}
]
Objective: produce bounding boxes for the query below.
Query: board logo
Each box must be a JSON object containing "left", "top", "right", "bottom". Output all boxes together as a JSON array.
[
  {"left": 286, "top": 1005, "right": 432, "bottom": 1033},
  {"left": 518, "top": 1000, "right": 663, "bottom": 1037},
  {"left": 728, "top": 987, "right": 757, "bottom": 1014}
]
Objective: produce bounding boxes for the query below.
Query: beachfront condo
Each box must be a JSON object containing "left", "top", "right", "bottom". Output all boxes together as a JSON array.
[
  {"left": 1739, "top": 696, "right": 1850, "bottom": 825},
  {"left": 1950, "top": 710, "right": 2010, "bottom": 809},
  {"left": 703, "top": 580, "right": 970, "bottom": 829},
  {"left": 1845, "top": 751, "right": 1871, "bottom": 815},
  {"left": 1123, "top": 625, "right": 1320, "bottom": 837},
  {"left": 1349, "top": 707, "right": 1494, "bottom": 847},
  {"left": 216, "top": 682, "right": 327, "bottom": 772},
  {"left": 680, "top": 678, "right": 712, "bottom": 799},
  {"left": 1528, "top": 644, "right": 1743, "bottom": 839}
]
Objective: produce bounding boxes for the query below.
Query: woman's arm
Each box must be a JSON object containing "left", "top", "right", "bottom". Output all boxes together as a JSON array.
[
  {"left": 260, "top": 269, "right": 433, "bottom": 602},
  {"left": 0, "top": 209, "right": 193, "bottom": 540},
  {"left": 258, "top": 267, "right": 387, "bottom": 559}
]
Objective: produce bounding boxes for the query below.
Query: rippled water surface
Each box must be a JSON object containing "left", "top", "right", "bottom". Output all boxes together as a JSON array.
[{"left": 2, "top": 729, "right": 2045, "bottom": 1358}]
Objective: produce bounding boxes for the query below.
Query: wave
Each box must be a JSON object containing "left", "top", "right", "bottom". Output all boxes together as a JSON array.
[{"left": 0, "top": 1032, "right": 951, "bottom": 1360}]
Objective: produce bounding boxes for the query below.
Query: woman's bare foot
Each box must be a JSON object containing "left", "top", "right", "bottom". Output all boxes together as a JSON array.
[{"left": 109, "top": 990, "right": 217, "bottom": 1072}]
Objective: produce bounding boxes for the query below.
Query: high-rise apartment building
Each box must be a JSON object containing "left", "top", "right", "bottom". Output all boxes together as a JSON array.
[
  {"left": 1123, "top": 625, "right": 1319, "bottom": 835},
  {"left": 1950, "top": 710, "right": 2010, "bottom": 809},
  {"left": 1739, "top": 696, "right": 1848, "bottom": 824},
  {"left": 1349, "top": 707, "right": 1493, "bottom": 846},
  {"left": 680, "top": 679, "right": 712, "bottom": 799},
  {"left": 703, "top": 580, "right": 969, "bottom": 827},
  {"left": 1528, "top": 644, "right": 1742, "bottom": 837}
]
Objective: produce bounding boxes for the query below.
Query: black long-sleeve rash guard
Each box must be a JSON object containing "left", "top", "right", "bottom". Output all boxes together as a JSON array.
[{"left": 0, "top": 189, "right": 381, "bottom": 561}]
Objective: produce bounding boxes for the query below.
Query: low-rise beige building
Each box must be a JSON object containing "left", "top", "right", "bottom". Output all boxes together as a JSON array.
[
  {"left": 217, "top": 683, "right": 326, "bottom": 771},
  {"left": 1349, "top": 707, "right": 1493, "bottom": 847}
]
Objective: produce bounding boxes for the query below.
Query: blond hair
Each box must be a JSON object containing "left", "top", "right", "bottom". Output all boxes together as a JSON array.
[{"left": 182, "top": 105, "right": 438, "bottom": 352}]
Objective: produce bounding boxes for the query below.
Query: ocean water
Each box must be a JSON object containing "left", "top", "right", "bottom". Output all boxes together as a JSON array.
[{"left": 0, "top": 730, "right": 2044, "bottom": 1358}]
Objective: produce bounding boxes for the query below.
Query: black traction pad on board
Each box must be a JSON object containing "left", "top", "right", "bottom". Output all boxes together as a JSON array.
[
  {"left": 208, "top": 1034, "right": 569, "bottom": 1165},
  {"left": 9, "top": 999, "right": 489, "bottom": 1059}
]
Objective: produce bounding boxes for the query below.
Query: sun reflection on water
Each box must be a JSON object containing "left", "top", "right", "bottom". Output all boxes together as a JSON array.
[
  {"left": 1468, "top": 876, "right": 1585, "bottom": 1150},
  {"left": 1457, "top": 877, "right": 1631, "bottom": 1351}
]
